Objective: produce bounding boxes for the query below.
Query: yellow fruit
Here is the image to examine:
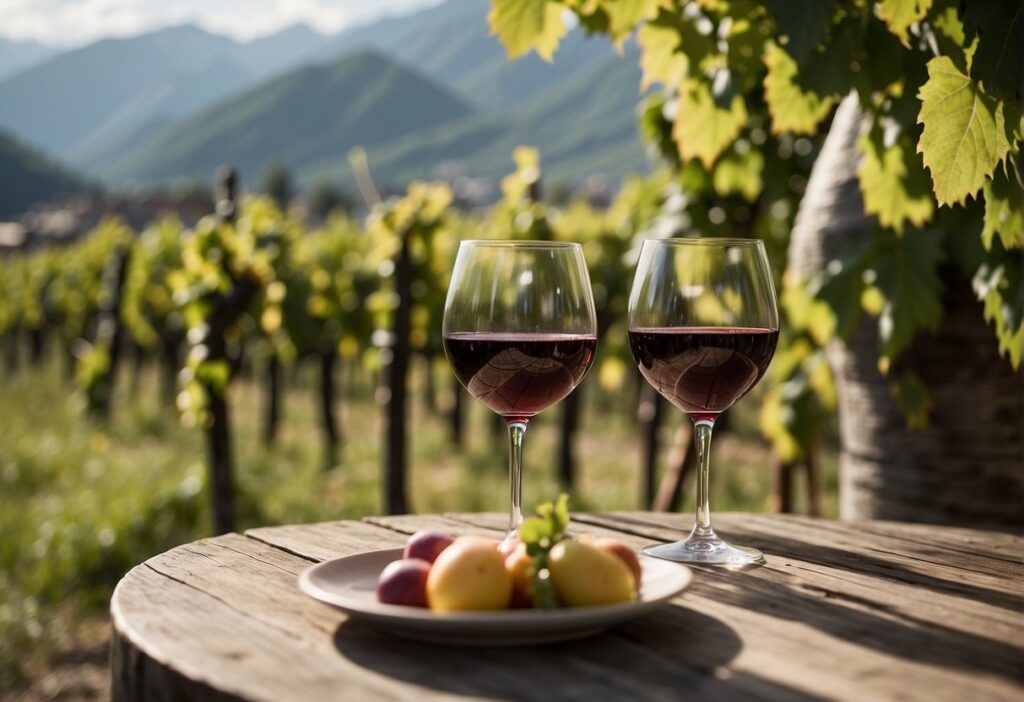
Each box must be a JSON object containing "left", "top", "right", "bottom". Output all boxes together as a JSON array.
[
  {"left": 548, "top": 540, "right": 636, "bottom": 606},
  {"left": 426, "top": 537, "right": 513, "bottom": 611},
  {"left": 588, "top": 537, "right": 643, "bottom": 590},
  {"left": 504, "top": 543, "right": 534, "bottom": 608}
]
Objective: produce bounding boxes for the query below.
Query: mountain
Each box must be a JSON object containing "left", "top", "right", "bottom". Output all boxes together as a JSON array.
[
  {"left": 0, "top": 37, "right": 54, "bottom": 81},
  {"left": 232, "top": 24, "right": 333, "bottom": 76},
  {"left": 324, "top": 49, "right": 647, "bottom": 188},
  {"left": 315, "top": 0, "right": 619, "bottom": 109},
  {"left": 0, "top": 26, "right": 246, "bottom": 156},
  {"left": 0, "top": 23, "right": 334, "bottom": 162},
  {"left": 0, "top": 129, "right": 87, "bottom": 218},
  {"left": 96, "top": 50, "right": 476, "bottom": 186}
]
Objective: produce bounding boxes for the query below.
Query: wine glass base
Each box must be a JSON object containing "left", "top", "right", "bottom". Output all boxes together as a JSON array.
[{"left": 642, "top": 526, "right": 764, "bottom": 567}]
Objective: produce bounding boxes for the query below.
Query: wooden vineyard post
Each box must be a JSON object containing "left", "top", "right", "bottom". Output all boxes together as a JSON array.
[
  {"left": 449, "top": 378, "right": 465, "bottom": 447},
  {"left": 262, "top": 355, "right": 282, "bottom": 446},
  {"left": 319, "top": 345, "right": 340, "bottom": 470},
  {"left": 90, "top": 243, "right": 131, "bottom": 417},
  {"left": 638, "top": 385, "right": 664, "bottom": 508},
  {"left": 202, "top": 166, "right": 258, "bottom": 535},
  {"left": 380, "top": 233, "right": 411, "bottom": 515}
]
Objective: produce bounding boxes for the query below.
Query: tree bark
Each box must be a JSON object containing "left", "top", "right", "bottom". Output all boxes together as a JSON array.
[{"left": 788, "top": 93, "right": 1024, "bottom": 528}]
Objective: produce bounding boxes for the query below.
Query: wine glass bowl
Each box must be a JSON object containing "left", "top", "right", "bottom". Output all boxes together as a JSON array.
[
  {"left": 443, "top": 241, "right": 597, "bottom": 539},
  {"left": 628, "top": 238, "right": 779, "bottom": 566}
]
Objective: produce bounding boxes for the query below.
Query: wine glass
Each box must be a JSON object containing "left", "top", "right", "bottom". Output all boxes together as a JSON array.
[
  {"left": 627, "top": 238, "right": 779, "bottom": 566},
  {"left": 443, "top": 241, "right": 597, "bottom": 541}
]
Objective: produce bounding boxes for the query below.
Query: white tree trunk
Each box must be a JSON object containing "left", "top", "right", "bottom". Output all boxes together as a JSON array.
[{"left": 788, "top": 94, "right": 1024, "bottom": 528}]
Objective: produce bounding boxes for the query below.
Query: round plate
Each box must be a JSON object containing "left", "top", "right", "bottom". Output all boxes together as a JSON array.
[{"left": 299, "top": 547, "right": 693, "bottom": 646}]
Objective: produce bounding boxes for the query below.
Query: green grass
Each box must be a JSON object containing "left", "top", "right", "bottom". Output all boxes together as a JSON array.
[{"left": 0, "top": 352, "right": 836, "bottom": 688}]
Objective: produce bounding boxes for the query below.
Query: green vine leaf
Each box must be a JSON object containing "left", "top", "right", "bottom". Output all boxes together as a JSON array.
[
  {"left": 673, "top": 77, "right": 747, "bottom": 168},
  {"left": 964, "top": 0, "right": 1024, "bottom": 97},
  {"left": 762, "top": 0, "right": 837, "bottom": 64},
  {"left": 637, "top": 19, "right": 687, "bottom": 89},
  {"left": 712, "top": 146, "right": 764, "bottom": 202},
  {"left": 763, "top": 42, "right": 835, "bottom": 135},
  {"left": 973, "top": 256, "right": 1024, "bottom": 368},
  {"left": 857, "top": 128, "right": 935, "bottom": 234},
  {"left": 874, "top": 230, "right": 944, "bottom": 362},
  {"left": 877, "top": 0, "right": 933, "bottom": 45},
  {"left": 488, "top": 0, "right": 566, "bottom": 61},
  {"left": 604, "top": 0, "right": 661, "bottom": 42},
  {"left": 916, "top": 56, "right": 1012, "bottom": 207},
  {"left": 982, "top": 166, "right": 1023, "bottom": 251}
]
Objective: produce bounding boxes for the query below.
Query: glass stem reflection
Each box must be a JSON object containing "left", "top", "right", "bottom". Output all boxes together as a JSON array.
[
  {"left": 692, "top": 418, "right": 715, "bottom": 533},
  {"left": 506, "top": 421, "right": 528, "bottom": 536}
]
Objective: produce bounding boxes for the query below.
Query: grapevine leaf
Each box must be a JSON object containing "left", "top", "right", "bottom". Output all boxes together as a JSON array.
[
  {"left": 916, "top": 56, "right": 1012, "bottom": 206},
  {"left": 763, "top": 42, "right": 835, "bottom": 135},
  {"left": 877, "top": 0, "right": 933, "bottom": 45},
  {"left": 725, "top": 15, "right": 770, "bottom": 94},
  {"left": 857, "top": 127, "right": 935, "bottom": 234},
  {"left": 712, "top": 146, "right": 765, "bottom": 202},
  {"left": 797, "top": 19, "right": 858, "bottom": 98},
  {"left": 888, "top": 370, "right": 932, "bottom": 429},
  {"left": 964, "top": 0, "right": 1024, "bottom": 97},
  {"left": 982, "top": 166, "right": 1023, "bottom": 250},
  {"left": 673, "top": 77, "right": 747, "bottom": 168},
  {"left": 931, "top": 2, "right": 970, "bottom": 73},
  {"left": 973, "top": 255, "right": 1024, "bottom": 368},
  {"left": 762, "top": 0, "right": 837, "bottom": 64},
  {"left": 637, "top": 21, "right": 686, "bottom": 89},
  {"left": 806, "top": 238, "right": 874, "bottom": 341},
  {"left": 488, "top": 0, "right": 566, "bottom": 61},
  {"left": 873, "top": 230, "right": 944, "bottom": 361},
  {"left": 604, "top": 0, "right": 661, "bottom": 42}
]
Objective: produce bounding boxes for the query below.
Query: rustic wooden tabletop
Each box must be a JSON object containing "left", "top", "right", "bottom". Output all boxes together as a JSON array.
[{"left": 110, "top": 512, "right": 1024, "bottom": 702}]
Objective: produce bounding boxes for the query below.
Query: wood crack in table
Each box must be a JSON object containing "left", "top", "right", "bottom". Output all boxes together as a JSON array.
[{"left": 110, "top": 513, "right": 1024, "bottom": 702}]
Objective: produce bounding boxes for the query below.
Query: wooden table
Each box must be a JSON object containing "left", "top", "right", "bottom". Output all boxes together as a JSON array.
[{"left": 110, "top": 512, "right": 1024, "bottom": 701}]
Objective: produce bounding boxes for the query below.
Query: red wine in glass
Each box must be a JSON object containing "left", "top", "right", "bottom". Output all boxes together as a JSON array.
[
  {"left": 628, "top": 327, "right": 778, "bottom": 421},
  {"left": 444, "top": 332, "right": 597, "bottom": 423}
]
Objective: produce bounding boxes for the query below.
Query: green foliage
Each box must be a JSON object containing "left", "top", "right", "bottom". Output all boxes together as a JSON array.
[
  {"left": 520, "top": 493, "right": 570, "bottom": 609},
  {"left": 916, "top": 56, "right": 1013, "bottom": 207}
]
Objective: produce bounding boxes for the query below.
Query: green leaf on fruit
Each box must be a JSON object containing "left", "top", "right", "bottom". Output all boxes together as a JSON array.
[{"left": 521, "top": 493, "right": 570, "bottom": 609}]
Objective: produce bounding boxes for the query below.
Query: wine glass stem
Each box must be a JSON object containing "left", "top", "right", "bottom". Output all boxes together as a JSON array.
[
  {"left": 506, "top": 420, "right": 528, "bottom": 536},
  {"left": 693, "top": 418, "right": 715, "bottom": 533}
]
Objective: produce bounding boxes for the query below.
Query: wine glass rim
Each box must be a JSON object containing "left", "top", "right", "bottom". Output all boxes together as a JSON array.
[
  {"left": 642, "top": 237, "right": 764, "bottom": 247},
  {"left": 458, "top": 239, "right": 582, "bottom": 249}
]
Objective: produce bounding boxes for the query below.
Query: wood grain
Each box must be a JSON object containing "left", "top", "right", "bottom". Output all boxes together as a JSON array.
[{"left": 110, "top": 513, "right": 1024, "bottom": 702}]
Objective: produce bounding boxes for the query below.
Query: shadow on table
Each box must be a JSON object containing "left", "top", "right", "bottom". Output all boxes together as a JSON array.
[
  {"left": 703, "top": 529, "right": 1024, "bottom": 684},
  {"left": 333, "top": 607, "right": 826, "bottom": 701}
]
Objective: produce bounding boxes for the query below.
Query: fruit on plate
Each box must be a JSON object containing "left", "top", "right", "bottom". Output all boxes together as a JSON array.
[
  {"left": 375, "top": 558, "right": 431, "bottom": 607},
  {"left": 426, "top": 537, "right": 513, "bottom": 612},
  {"left": 404, "top": 531, "right": 456, "bottom": 564},
  {"left": 548, "top": 540, "right": 636, "bottom": 606},
  {"left": 503, "top": 543, "right": 534, "bottom": 608},
  {"left": 580, "top": 535, "right": 643, "bottom": 590}
]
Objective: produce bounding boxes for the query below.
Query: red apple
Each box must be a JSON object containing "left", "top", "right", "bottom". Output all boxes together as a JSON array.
[
  {"left": 376, "top": 558, "right": 431, "bottom": 607},
  {"left": 403, "top": 531, "right": 455, "bottom": 563}
]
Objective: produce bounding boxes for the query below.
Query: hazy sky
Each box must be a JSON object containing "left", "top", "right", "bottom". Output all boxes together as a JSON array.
[{"left": 0, "top": 0, "right": 443, "bottom": 46}]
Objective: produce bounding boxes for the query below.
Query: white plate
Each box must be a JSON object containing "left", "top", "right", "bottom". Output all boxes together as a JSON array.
[{"left": 299, "top": 547, "right": 693, "bottom": 646}]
